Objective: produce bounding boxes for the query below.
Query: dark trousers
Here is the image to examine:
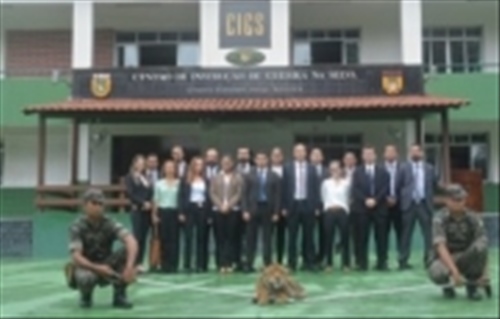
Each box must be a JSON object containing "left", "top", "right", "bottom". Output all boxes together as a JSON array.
[
  {"left": 186, "top": 203, "right": 210, "bottom": 271},
  {"left": 179, "top": 211, "right": 194, "bottom": 270},
  {"left": 400, "top": 202, "right": 432, "bottom": 265},
  {"left": 354, "top": 207, "right": 388, "bottom": 269},
  {"left": 386, "top": 204, "right": 403, "bottom": 259},
  {"left": 246, "top": 203, "right": 274, "bottom": 267},
  {"left": 275, "top": 214, "right": 287, "bottom": 264},
  {"left": 316, "top": 213, "right": 325, "bottom": 263},
  {"left": 322, "top": 208, "right": 350, "bottom": 268},
  {"left": 130, "top": 210, "right": 151, "bottom": 266},
  {"left": 287, "top": 200, "right": 315, "bottom": 269},
  {"left": 158, "top": 208, "right": 179, "bottom": 272},
  {"left": 207, "top": 208, "right": 219, "bottom": 269},
  {"left": 233, "top": 211, "right": 245, "bottom": 268},
  {"left": 214, "top": 211, "right": 239, "bottom": 268}
]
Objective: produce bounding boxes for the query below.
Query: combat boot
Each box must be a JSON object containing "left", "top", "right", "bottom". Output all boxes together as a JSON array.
[
  {"left": 112, "top": 285, "right": 133, "bottom": 309},
  {"left": 80, "top": 291, "right": 93, "bottom": 308},
  {"left": 483, "top": 284, "right": 493, "bottom": 298},
  {"left": 466, "top": 285, "right": 482, "bottom": 301},
  {"left": 442, "top": 287, "right": 456, "bottom": 299}
]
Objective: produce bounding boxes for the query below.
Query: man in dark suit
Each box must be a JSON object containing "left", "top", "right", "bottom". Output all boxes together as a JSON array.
[
  {"left": 310, "top": 148, "right": 328, "bottom": 264},
  {"left": 204, "top": 148, "right": 220, "bottom": 269},
  {"left": 145, "top": 153, "right": 160, "bottom": 185},
  {"left": 172, "top": 145, "right": 187, "bottom": 178},
  {"left": 383, "top": 144, "right": 404, "bottom": 265},
  {"left": 398, "top": 144, "right": 440, "bottom": 270},
  {"left": 351, "top": 146, "right": 390, "bottom": 271},
  {"left": 270, "top": 147, "right": 287, "bottom": 265},
  {"left": 236, "top": 147, "right": 253, "bottom": 175},
  {"left": 243, "top": 152, "right": 281, "bottom": 272},
  {"left": 282, "top": 143, "right": 320, "bottom": 271},
  {"left": 235, "top": 146, "right": 253, "bottom": 271}
]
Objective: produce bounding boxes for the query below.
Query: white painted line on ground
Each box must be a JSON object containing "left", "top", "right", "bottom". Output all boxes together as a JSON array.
[
  {"left": 306, "top": 283, "right": 431, "bottom": 303},
  {"left": 139, "top": 278, "right": 251, "bottom": 298}
]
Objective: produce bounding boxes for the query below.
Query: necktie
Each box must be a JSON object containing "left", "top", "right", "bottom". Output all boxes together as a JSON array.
[
  {"left": 298, "top": 163, "right": 304, "bottom": 198},
  {"left": 259, "top": 170, "right": 266, "bottom": 201},
  {"left": 368, "top": 166, "right": 375, "bottom": 196}
]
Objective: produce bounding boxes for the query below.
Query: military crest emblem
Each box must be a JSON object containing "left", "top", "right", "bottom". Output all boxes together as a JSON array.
[
  {"left": 381, "top": 71, "right": 404, "bottom": 95},
  {"left": 90, "top": 73, "right": 112, "bottom": 99}
]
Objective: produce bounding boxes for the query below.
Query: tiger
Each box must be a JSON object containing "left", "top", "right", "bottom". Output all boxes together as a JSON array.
[{"left": 252, "top": 263, "right": 305, "bottom": 305}]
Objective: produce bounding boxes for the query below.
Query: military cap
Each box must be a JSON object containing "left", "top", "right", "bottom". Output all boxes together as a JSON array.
[
  {"left": 82, "top": 188, "right": 105, "bottom": 204},
  {"left": 443, "top": 184, "right": 468, "bottom": 200}
]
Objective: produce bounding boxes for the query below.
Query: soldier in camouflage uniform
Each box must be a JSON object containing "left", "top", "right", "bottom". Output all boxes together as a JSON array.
[
  {"left": 65, "top": 188, "right": 138, "bottom": 309},
  {"left": 427, "top": 184, "right": 492, "bottom": 301}
]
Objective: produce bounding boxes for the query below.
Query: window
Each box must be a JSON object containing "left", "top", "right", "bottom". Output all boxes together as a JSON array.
[
  {"left": 114, "top": 31, "right": 200, "bottom": 67},
  {"left": 294, "top": 134, "right": 363, "bottom": 162},
  {"left": 425, "top": 133, "right": 489, "bottom": 179},
  {"left": 292, "top": 29, "right": 360, "bottom": 66},
  {"left": 423, "top": 27, "right": 482, "bottom": 73}
]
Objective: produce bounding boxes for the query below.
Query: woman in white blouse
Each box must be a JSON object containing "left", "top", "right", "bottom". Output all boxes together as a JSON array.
[{"left": 321, "top": 160, "right": 351, "bottom": 271}]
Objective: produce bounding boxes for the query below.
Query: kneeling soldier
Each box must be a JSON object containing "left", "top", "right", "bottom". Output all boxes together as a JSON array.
[
  {"left": 65, "top": 188, "right": 138, "bottom": 309},
  {"left": 427, "top": 184, "right": 492, "bottom": 300}
]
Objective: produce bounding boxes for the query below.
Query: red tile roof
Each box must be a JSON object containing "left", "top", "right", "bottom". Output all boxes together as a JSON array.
[{"left": 24, "top": 95, "right": 467, "bottom": 115}]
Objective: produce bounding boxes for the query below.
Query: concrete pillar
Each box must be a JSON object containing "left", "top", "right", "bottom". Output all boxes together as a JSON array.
[
  {"left": 72, "top": 1, "right": 94, "bottom": 182},
  {"left": 400, "top": 0, "right": 423, "bottom": 157},
  {"left": 200, "top": 0, "right": 290, "bottom": 67},
  {"left": 0, "top": 27, "right": 5, "bottom": 79}
]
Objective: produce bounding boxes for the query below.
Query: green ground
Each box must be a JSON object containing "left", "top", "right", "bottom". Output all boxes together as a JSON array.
[{"left": 1, "top": 252, "right": 498, "bottom": 318}]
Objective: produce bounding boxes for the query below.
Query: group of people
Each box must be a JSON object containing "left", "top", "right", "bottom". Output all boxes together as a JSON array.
[
  {"left": 66, "top": 143, "right": 493, "bottom": 309},
  {"left": 124, "top": 143, "right": 440, "bottom": 274}
]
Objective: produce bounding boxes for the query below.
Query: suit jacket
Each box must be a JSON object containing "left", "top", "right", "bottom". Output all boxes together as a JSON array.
[
  {"left": 209, "top": 172, "right": 245, "bottom": 212},
  {"left": 351, "top": 164, "right": 390, "bottom": 213},
  {"left": 383, "top": 161, "right": 404, "bottom": 204},
  {"left": 313, "top": 164, "right": 329, "bottom": 210},
  {"left": 204, "top": 165, "right": 220, "bottom": 181},
  {"left": 281, "top": 161, "right": 320, "bottom": 212},
  {"left": 243, "top": 167, "right": 281, "bottom": 215},
  {"left": 399, "top": 160, "right": 439, "bottom": 212},
  {"left": 124, "top": 173, "right": 153, "bottom": 210},
  {"left": 178, "top": 177, "right": 211, "bottom": 213}
]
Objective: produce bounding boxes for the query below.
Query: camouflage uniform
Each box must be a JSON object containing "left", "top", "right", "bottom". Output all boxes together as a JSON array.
[
  {"left": 427, "top": 208, "right": 488, "bottom": 285},
  {"left": 68, "top": 215, "right": 130, "bottom": 293}
]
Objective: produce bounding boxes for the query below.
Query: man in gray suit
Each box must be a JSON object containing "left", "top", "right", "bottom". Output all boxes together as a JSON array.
[{"left": 399, "top": 144, "right": 440, "bottom": 270}]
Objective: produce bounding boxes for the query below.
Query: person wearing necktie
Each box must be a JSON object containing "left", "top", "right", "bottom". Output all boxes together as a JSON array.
[
  {"left": 351, "top": 146, "right": 390, "bottom": 271},
  {"left": 242, "top": 152, "right": 281, "bottom": 272},
  {"left": 383, "top": 145, "right": 403, "bottom": 265},
  {"left": 172, "top": 145, "right": 187, "bottom": 178},
  {"left": 341, "top": 151, "right": 358, "bottom": 260},
  {"left": 310, "top": 148, "right": 328, "bottom": 264},
  {"left": 282, "top": 144, "right": 320, "bottom": 272},
  {"left": 270, "top": 147, "right": 287, "bottom": 265},
  {"left": 204, "top": 148, "right": 220, "bottom": 269},
  {"left": 398, "top": 144, "right": 440, "bottom": 270},
  {"left": 145, "top": 153, "right": 159, "bottom": 185},
  {"left": 234, "top": 147, "right": 253, "bottom": 271}
]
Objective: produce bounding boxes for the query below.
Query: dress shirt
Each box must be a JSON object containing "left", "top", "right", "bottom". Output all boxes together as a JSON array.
[
  {"left": 258, "top": 168, "right": 268, "bottom": 202},
  {"left": 385, "top": 161, "right": 397, "bottom": 197},
  {"left": 206, "top": 165, "right": 218, "bottom": 179},
  {"left": 271, "top": 165, "right": 283, "bottom": 178},
  {"left": 365, "top": 164, "right": 375, "bottom": 196},
  {"left": 412, "top": 161, "right": 425, "bottom": 201},
  {"left": 146, "top": 169, "right": 159, "bottom": 184},
  {"left": 344, "top": 167, "right": 355, "bottom": 181},
  {"left": 238, "top": 163, "right": 251, "bottom": 174},
  {"left": 321, "top": 178, "right": 351, "bottom": 212},
  {"left": 294, "top": 161, "right": 307, "bottom": 200},
  {"left": 189, "top": 179, "right": 206, "bottom": 203},
  {"left": 177, "top": 161, "right": 187, "bottom": 177},
  {"left": 153, "top": 179, "right": 179, "bottom": 209},
  {"left": 315, "top": 165, "right": 323, "bottom": 178}
]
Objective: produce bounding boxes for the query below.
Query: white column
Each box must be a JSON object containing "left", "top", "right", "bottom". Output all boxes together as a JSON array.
[
  {"left": 0, "top": 27, "right": 5, "bottom": 79},
  {"left": 401, "top": 0, "right": 422, "bottom": 156},
  {"left": 72, "top": 1, "right": 94, "bottom": 182}
]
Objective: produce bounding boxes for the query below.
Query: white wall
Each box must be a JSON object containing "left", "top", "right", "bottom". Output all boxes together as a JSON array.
[{"left": 2, "top": 127, "right": 70, "bottom": 187}]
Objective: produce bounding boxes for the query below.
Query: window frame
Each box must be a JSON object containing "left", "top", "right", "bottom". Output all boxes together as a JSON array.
[
  {"left": 291, "top": 28, "right": 361, "bottom": 66},
  {"left": 423, "top": 26, "right": 483, "bottom": 74},
  {"left": 293, "top": 133, "right": 363, "bottom": 162},
  {"left": 113, "top": 31, "right": 200, "bottom": 68}
]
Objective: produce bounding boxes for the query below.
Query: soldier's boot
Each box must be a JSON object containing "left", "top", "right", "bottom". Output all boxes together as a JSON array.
[
  {"left": 80, "top": 291, "right": 93, "bottom": 308},
  {"left": 112, "top": 285, "right": 133, "bottom": 309},
  {"left": 442, "top": 287, "right": 456, "bottom": 299},
  {"left": 466, "top": 285, "right": 482, "bottom": 301},
  {"left": 483, "top": 284, "right": 493, "bottom": 298}
]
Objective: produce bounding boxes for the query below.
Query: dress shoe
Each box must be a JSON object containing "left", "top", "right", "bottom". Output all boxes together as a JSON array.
[
  {"left": 466, "top": 285, "right": 482, "bottom": 301},
  {"left": 442, "top": 287, "right": 456, "bottom": 299},
  {"left": 244, "top": 266, "right": 256, "bottom": 273},
  {"left": 484, "top": 284, "right": 493, "bottom": 298},
  {"left": 375, "top": 264, "right": 390, "bottom": 271},
  {"left": 399, "top": 263, "right": 413, "bottom": 270}
]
